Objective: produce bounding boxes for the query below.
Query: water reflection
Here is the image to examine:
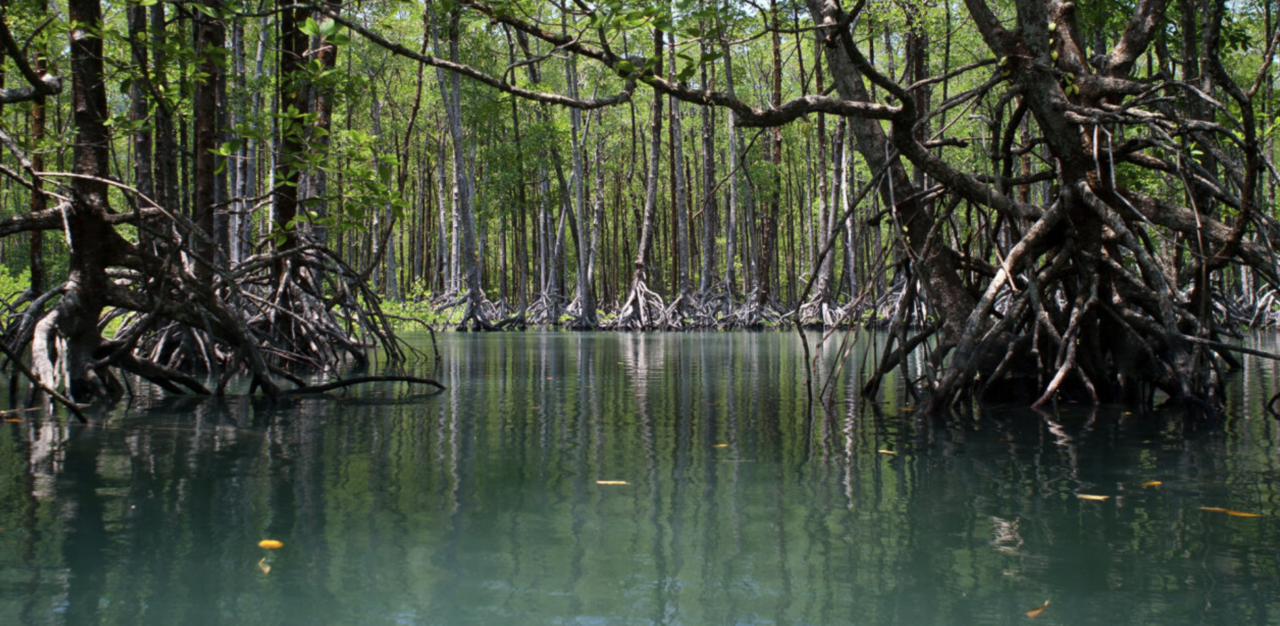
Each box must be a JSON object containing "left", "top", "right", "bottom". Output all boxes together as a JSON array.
[{"left": 1, "top": 331, "right": 1278, "bottom": 625}]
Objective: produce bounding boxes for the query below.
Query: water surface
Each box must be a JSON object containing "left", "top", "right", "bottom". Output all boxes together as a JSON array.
[{"left": 2, "top": 331, "right": 1279, "bottom": 625}]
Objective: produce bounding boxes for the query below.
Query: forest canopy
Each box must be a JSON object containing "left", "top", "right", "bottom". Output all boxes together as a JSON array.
[{"left": 0, "top": 0, "right": 1278, "bottom": 413}]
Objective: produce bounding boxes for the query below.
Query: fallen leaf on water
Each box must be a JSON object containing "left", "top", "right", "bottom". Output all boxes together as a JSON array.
[
  {"left": 546, "top": 377, "right": 553, "bottom": 380},
  {"left": 257, "top": 558, "right": 271, "bottom": 575},
  {"left": 4, "top": 418, "right": 21, "bottom": 423},
  {"left": 596, "top": 480, "right": 629, "bottom": 486},
  {"left": 1078, "top": 494, "right": 1109, "bottom": 501},
  {"left": 1213, "top": 509, "right": 1263, "bottom": 518},
  {"left": 1200, "top": 506, "right": 1264, "bottom": 517},
  {"left": 713, "top": 444, "right": 729, "bottom": 448},
  {"left": 1026, "top": 599, "right": 1050, "bottom": 619},
  {"left": 258, "top": 539, "right": 284, "bottom": 549},
  {"left": 877, "top": 449, "right": 897, "bottom": 455},
  {"left": 900, "top": 407, "right": 916, "bottom": 412},
  {"left": 1141, "top": 481, "right": 1162, "bottom": 487}
]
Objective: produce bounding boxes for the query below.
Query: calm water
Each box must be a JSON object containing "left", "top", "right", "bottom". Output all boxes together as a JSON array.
[{"left": 2, "top": 331, "right": 1279, "bottom": 626}]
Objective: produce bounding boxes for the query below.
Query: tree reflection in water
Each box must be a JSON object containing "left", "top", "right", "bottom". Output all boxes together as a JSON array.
[{"left": 1, "top": 331, "right": 1278, "bottom": 625}]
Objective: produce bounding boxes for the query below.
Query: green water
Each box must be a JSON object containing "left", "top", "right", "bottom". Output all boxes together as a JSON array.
[{"left": 2, "top": 331, "right": 1279, "bottom": 625}]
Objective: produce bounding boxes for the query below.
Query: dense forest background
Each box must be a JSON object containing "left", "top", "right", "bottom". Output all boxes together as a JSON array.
[{"left": 1, "top": 0, "right": 1278, "bottom": 410}]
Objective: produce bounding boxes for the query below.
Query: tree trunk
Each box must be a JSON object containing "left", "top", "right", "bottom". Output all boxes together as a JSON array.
[
  {"left": 306, "top": 0, "right": 341, "bottom": 246},
  {"left": 151, "top": 3, "right": 178, "bottom": 214},
  {"left": 670, "top": 40, "right": 692, "bottom": 302},
  {"left": 192, "top": 0, "right": 223, "bottom": 278},
  {"left": 273, "top": 0, "right": 307, "bottom": 276},
  {"left": 566, "top": 50, "right": 596, "bottom": 326},
  {"left": 431, "top": 6, "right": 487, "bottom": 327},
  {"left": 56, "top": 0, "right": 132, "bottom": 401},
  {"left": 27, "top": 0, "right": 50, "bottom": 295},
  {"left": 698, "top": 47, "right": 717, "bottom": 295}
]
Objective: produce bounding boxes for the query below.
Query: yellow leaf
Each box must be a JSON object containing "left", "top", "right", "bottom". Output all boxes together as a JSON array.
[
  {"left": 1077, "top": 494, "right": 1109, "bottom": 501},
  {"left": 596, "top": 480, "right": 628, "bottom": 486},
  {"left": 257, "top": 558, "right": 271, "bottom": 575},
  {"left": 1026, "top": 599, "right": 1050, "bottom": 619},
  {"left": 877, "top": 449, "right": 897, "bottom": 455},
  {"left": 713, "top": 444, "right": 729, "bottom": 448},
  {"left": 258, "top": 539, "right": 284, "bottom": 549},
  {"left": 900, "top": 407, "right": 916, "bottom": 412},
  {"left": 1141, "top": 481, "right": 1162, "bottom": 487},
  {"left": 1200, "top": 507, "right": 1261, "bottom": 517},
  {"left": 1225, "top": 509, "right": 1262, "bottom": 518},
  {"left": 4, "top": 418, "right": 21, "bottom": 423}
]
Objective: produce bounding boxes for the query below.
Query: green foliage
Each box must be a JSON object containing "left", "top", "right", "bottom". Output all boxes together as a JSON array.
[{"left": 0, "top": 267, "right": 30, "bottom": 303}]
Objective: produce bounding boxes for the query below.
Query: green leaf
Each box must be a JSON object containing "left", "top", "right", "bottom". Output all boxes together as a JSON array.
[
  {"left": 300, "top": 18, "right": 320, "bottom": 38},
  {"left": 319, "top": 19, "right": 341, "bottom": 39}
]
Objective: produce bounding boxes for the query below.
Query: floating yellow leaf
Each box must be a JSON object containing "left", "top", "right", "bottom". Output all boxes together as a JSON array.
[
  {"left": 877, "top": 449, "right": 897, "bottom": 455},
  {"left": 596, "top": 480, "right": 629, "bottom": 486},
  {"left": 1220, "top": 509, "right": 1262, "bottom": 517},
  {"left": 258, "top": 539, "right": 284, "bottom": 549},
  {"left": 900, "top": 407, "right": 916, "bottom": 412},
  {"left": 1200, "top": 507, "right": 1261, "bottom": 517},
  {"left": 1077, "top": 494, "right": 1109, "bottom": 501},
  {"left": 1141, "top": 481, "right": 1162, "bottom": 487},
  {"left": 1026, "top": 599, "right": 1050, "bottom": 619},
  {"left": 713, "top": 444, "right": 729, "bottom": 448},
  {"left": 4, "top": 418, "right": 21, "bottom": 423},
  {"left": 257, "top": 558, "right": 271, "bottom": 575}
]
